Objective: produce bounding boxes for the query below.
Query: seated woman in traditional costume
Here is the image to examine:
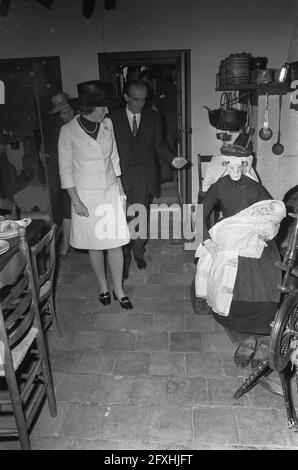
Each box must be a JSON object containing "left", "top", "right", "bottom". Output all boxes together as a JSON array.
[{"left": 195, "top": 150, "right": 285, "bottom": 369}]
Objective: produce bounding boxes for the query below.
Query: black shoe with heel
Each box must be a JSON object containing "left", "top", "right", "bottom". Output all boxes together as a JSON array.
[
  {"left": 99, "top": 292, "right": 111, "bottom": 306},
  {"left": 113, "top": 291, "right": 133, "bottom": 310}
]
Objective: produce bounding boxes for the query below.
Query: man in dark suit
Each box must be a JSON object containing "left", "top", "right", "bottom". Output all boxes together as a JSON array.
[{"left": 110, "top": 80, "right": 187, "bottom": 279}]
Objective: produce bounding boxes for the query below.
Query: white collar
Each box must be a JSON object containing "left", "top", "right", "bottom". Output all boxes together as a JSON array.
[{"left": 126, "top": 106, "right": 140, "bottom": 117}]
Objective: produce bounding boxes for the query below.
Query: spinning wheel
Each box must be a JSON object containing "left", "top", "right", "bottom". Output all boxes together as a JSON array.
[
  {"left": 269, "top": 293, "right": 298, "bottom": 372},
  {"left": 234, "top": 212, "right": 298, "bottom": 431}
]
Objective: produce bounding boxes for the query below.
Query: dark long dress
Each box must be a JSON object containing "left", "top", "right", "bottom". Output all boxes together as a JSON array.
[{"left": 202, "top": 174, "right": 281, "bottom": 335}]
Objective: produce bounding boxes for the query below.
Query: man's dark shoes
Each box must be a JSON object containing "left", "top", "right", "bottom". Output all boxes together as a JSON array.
[
  {"left": 234, "top": 336, "right": 257, "bottom": 368},
  {"left": 99, "top": 292, "right": 111, "bottom": 306},
  {"left": 135, "top": 257, "right": 147, "bottom": 270}
]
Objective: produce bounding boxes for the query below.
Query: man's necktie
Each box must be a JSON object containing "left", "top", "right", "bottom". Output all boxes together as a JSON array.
[{"left": 132, "top": 114, "right": 138, "bottom": 136}]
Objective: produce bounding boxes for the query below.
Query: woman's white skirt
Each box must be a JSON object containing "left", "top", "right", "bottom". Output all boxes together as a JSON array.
[{"left": 70, "top": 183, "right": 130, "bottom": 250}]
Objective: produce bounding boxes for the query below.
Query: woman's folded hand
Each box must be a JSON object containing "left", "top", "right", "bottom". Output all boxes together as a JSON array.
[{"left": 73, "top": 201, "right": 89, "bottom": 217}]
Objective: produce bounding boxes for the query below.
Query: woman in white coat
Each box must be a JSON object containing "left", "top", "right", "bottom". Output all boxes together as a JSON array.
[{"left": 58, "top": 80, "right": 133, "bottom": 309}]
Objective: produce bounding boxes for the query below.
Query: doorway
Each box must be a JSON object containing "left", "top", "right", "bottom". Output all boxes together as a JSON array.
[
  {"left": 98, "top": 49, "right": 192, "bottom": 204},
  {"left": 0, "top": 56, "right": 63, "bottom": 226}
]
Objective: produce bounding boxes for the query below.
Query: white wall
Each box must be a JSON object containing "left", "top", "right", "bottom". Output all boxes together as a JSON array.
[
  {"left": 256, "top": 90, "right": 298, "bottom": 200},
  {"left": 0, "top": 0, "right": 297, "bottom": 201},
  {"left": 0, "top": 0, "right": 102, "bottom": 95}
]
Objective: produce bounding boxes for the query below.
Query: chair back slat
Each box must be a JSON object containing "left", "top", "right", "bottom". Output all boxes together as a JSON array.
[
  {"left": 38, "top": 264, "right": 54, "bottom": 288},
  {"left": 0, "top": 252, "right": 26, "bottom": 290},
  {"left": 2, "top": 273, "right": 29, "bottom": 311},
  {"left": 30, "top": 224, "right": 57, "bottom": 294},
  {"left": 5, "top": 292, "right": 33, "bottom": 337},
  {"left": 197, "top": 154, "right": 221, "bottom": 228},
  {"left": 8, "top": 305, "right": 35, "bottom": 349},
  {"left": 197, "top": 154, "right": 213, "bottom": 198},
  {"left": 30, "top": 225, "right": 56, "bottom": 256}
]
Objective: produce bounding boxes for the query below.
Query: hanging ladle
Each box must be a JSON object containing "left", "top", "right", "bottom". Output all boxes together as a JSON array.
[
  {"left": 272, "top": 93, "right": 284, "bottom": 156},
  {"left": 259, "top": 92, "right": 273, "bottom": 141}
]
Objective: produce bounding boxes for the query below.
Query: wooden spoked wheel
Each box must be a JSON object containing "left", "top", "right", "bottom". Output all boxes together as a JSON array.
[{"left": 269, "top": 292, "right": 298, "bottom": 372}]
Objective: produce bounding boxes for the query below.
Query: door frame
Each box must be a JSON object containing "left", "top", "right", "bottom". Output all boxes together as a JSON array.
[
  {"left": 98, "top": 49, "right": 192, "bottom": 204},
  {"left": 0, "top": 55, "right": 63, "bottom": 226}
]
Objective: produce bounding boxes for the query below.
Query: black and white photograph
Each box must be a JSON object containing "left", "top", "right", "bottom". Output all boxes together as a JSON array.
[{"left": 0, "top": 0, "right": 298, "bottom": 452}]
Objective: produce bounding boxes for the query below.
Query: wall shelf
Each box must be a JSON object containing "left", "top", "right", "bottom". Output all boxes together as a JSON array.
[{"left": 216, "top": 82, "right": 288, "bottom": 96}]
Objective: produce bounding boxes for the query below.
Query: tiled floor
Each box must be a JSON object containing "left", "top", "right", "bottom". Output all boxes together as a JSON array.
[{"left": 1, "top": 237, "right": 298, "bottom": 450}]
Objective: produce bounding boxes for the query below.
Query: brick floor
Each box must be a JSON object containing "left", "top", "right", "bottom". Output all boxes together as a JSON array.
[{"left": 2, "top": 238, "right": 298, "bottom": 450}]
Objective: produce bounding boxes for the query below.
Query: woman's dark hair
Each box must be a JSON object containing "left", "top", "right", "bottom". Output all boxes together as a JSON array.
[{"left": 79, "top": 105, "right": 96, "bottom": 116}]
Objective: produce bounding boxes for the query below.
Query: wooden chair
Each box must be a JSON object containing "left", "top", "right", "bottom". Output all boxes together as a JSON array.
[
  {"left": 191, "top": 155, "right": 221, "bottom": 315},
  {"left": 0, "top": 198, "right": 18, "bottom": 219},
  {"left": 197, "top": 154, "right": 213, "bottom": 203},
  {"left": 197, "top": 154, "right": 221, "bottom": 228},
  {"left": 30, "top": 223, "right": 62, "bottom": 337},
  {"left": 0, "top": 226, "right": 57, "bottom": 450}
]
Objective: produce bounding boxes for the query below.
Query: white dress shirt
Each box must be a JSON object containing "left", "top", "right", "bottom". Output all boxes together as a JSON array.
[{"left": 126, "top": 107, "right": 141, "bottom": 132}]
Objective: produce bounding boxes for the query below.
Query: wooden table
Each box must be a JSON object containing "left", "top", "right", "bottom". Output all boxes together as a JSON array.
[{"left": 0, "top": 220, "right": 48, "bottom": 271}]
